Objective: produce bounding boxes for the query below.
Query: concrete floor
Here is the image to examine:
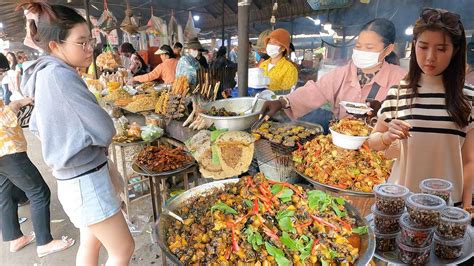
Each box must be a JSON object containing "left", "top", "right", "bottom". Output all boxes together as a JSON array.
[{"left": 0, "top": 130, "right": 165, "bottom": 266}]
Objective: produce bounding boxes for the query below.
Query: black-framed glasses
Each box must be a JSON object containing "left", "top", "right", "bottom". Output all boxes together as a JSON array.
[
  {"left": 60, "top": 38, "right": 97, "bottom": 52},
  {"left": 420, "top": 8, "right": 461, "bottom": 31}
]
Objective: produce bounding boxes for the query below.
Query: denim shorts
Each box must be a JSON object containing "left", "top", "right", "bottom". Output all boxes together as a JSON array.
[{"left": 57, "top": 165, "right": 121, "bottom": 228}]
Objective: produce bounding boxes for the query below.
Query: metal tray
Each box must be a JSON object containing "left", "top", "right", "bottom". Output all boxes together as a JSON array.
[
  {"left": 296, "top": 170, "right": 375, "bottom": 197},
  {"left": 366, "top": 214, "right": 474, "bottom": 265},
  {"left": 131, "top": 162, "right": 194, "bottom": 177},
  {"left": 151, "top": 178, "right": 376, "bottom": 266}
]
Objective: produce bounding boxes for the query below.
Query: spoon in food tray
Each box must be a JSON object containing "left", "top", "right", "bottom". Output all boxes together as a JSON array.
[
  {"left": 162, "top": 208, "right": 184, "bottom": 223},
  {"left": 242, "top": 93, "right": 260, "bottom": 115}
]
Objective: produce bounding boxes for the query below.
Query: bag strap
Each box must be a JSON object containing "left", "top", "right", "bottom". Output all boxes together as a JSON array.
[{"left": 366, "top": 82, "right": 381, "bottom": 101}]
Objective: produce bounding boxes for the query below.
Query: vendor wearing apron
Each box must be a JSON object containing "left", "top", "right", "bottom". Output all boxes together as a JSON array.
[
  {"left": 259, "top": 28, "right": 298, "bottom": 95},
  {"left": 260, "top": 18, "right": 407, "bottom": 132}
]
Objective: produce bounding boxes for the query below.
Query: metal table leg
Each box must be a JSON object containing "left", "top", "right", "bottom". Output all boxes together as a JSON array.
[{"left": 149, "top": 176, "right": 157, "bottom": 221}]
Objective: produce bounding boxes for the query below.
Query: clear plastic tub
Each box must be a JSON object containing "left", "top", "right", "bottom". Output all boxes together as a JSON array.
[
  {"left": 372, "top": 204, "right": 402, "bottom": 233},
  {"left": 374, "top": 184, "right": 410, "bottom": 215},
  {"left": 397, "top": 236, "right": 432, "bottom": 265},
  {"left": 374, "top": 227, "right": 399, "bottom": 252},
  {"left": 406, "top": 193, "right": 446, "bottom": 227},
  {"left": 436, "top": 206, "right": 470, "bottom": 240},
  {"left": 399, "top": 213, "right": 435, "bottom": 248},
  {"left": 419, "top": 178, "right": 453, "bottom": 204},
  {"left": 434, "top": 234, "right": 464, "bottom": 260}
]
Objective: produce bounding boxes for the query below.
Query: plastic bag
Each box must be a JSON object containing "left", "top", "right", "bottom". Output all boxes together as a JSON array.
[
  {"left": 140, "top": 125, "right": 164, "bottom": 142},
  {"left": 176, "top": 55, "right": 201, "bottom": 85},
  {"left": 120, "top": 7, "right": 139, "bottom": 35},
  {"left": 97, "top": 2, "right": 117, "bottom": 34},
  {"left": 168, "top": 13, "right": 179, "bottom": 46},
  {"left": 147, "top": 14, "right": 167, "bottom": 36},
  {"left": 184, "top": 11, "right": 200, "bottom": 41}
]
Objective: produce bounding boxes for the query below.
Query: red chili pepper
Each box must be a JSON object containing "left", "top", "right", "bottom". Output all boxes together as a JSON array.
[
  {"left": 267, "top": 180, "right": 304, "bottom": 198},
  {"left": 262, "top": 225, "right": 280, "bottom": 243},
  {"left": 314, "top": 150, "right": 321, "bottom": 157},
  {"left": 245, "top": 176, "right": 254, "bottom": 188},
  {"left": 295, "top": 221, "right": 313, "bottom": 228},
  {"left": 311, "top": 238, "right": 320, "bottom": 255},
  {"left": 297, "top": 142, "right": 303, "bottom": 151},
  {"left": 256, "top": 194, "right": 272, "bottom": 204},
  {"left": 231, "top": 226, "right": 240, "bottom": 252},
  {"left": 335, "top": 217, "right": 352, "bottom": 231},
  {"left": 310, "top": 214, "right": 340, "bottom": 232},
  {"left": 224, "top": 246, "right": 232, "bottom": 260},
  {"left": 251, "top": 198, "right": 259, "bottom": 215}
]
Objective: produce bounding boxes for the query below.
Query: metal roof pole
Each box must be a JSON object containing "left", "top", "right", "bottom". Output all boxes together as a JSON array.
[
  {"left": 221, "top": 0, "right": 225, "bottom": 46},
  {"left": 237, "top": 0, "right": 251, "bottom": 97},
  {"left": 83, "top": 0, "right": 98, "bottom": 79}
]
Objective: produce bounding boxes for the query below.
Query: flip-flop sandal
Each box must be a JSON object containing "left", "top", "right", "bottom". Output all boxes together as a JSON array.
[
  {"left": 37, "top": 236, "right": 75, "bottom": 258},
  {"left": 10, "top": 232, "right": 36, "bottom": 252}
]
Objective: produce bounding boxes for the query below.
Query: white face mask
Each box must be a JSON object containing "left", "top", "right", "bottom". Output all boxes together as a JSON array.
[
  {"left": 266, "top": 44, "right": 282, "bottom": 58},
  {"left": 352, "top": 48, "right": 385, "bottom": 69},
  {"left": 189, "top": 50, "right": 199, "bottom": 58}
]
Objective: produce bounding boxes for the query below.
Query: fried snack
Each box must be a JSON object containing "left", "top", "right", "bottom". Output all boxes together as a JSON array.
[
  {"left": 125, "top": 93, "right": 159, "bottom": 113},
  {"left": 293, "top": 135, "right": 392, "bottom": 192},
  {"left": 167, "top": 174, "right": 363, "bottom": 265},
  {"left": 135, "top": 145, "right": 193, "bottom": 173},
  {"left": 103, "top": 89, "right": 132, "bottom": 102},
  {"left": 330, "top": 118, "right": 371, "bottom": 137},
  {"left": 96, "top": 51, "right": 121, "bottom": 70},
  {"left": 114, "top": 98, "right": 133, "bottom": 107},
  {"left": 253, "top": 121, "right": 319, "bottom": 147}
]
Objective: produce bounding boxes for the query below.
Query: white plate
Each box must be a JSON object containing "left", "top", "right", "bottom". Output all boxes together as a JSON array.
[{"left": 340, "top": 101, "right": 373, "bottom": 115}]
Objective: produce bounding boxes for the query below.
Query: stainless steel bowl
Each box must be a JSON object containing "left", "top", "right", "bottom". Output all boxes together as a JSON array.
[
  {"left": 200, "top": 97, "right": 267, "bottom": 131},
  {"left": 152, "top": 179, "right": 376, "bottom": 266}
]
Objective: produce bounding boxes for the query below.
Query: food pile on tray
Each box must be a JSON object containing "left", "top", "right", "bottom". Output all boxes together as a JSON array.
[
  {"left": 293, "top": 135, "right": 392, "bottom": 192},
  {"left": 205, "top": 106, "right": 240, "bottom": 117},
  {"left": 124, "top": 92, "right": 160, "bottom": 113},
  {"left": 166, "top": 173, "right": 368, "bottom": 265},
  {"left": 252, "top": 121, "right": 320, "bottom": 148},
  {"left": 135, "top": 145, "right": 194, "bottom": 173},
  {"left": 155, "top": 77, "right": 189, "bottom": 119}
]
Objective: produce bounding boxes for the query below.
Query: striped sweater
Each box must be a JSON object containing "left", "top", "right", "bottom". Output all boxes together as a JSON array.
[{"left": 378, "top": 74, "right": 474, "bottom": 203}]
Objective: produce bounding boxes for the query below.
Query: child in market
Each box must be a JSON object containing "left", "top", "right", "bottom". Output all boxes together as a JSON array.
[
  {"left": 17, "top": 1, "right": 134, "bottom": 265},
  {"left": 368, "top": 8, "right": 474, "bottom": 212}
]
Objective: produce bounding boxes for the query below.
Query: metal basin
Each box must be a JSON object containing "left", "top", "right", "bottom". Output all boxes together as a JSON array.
[
  {"left": 152, "top": 179, "right": 376, "bottom": 266},
  {"left": 200, "top": 97, "right": 267, "bottom": 131}
]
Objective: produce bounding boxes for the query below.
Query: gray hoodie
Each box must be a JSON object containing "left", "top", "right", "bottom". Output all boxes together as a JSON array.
[{"left": 22, "top": 56, "right": 115, "bottom": 180}]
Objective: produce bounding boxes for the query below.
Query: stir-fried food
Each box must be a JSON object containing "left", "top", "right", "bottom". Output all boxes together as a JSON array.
[
  {"left": 167, "top": 173, "right": 368, "bottom": 265},
  {"left": 252, "top": 122, "right": 320, "bottom": 147},
  {"left": 293, "top": 135, "right": 392, "bottom": 193},
  {"left": 330, "top": 118, "right": 370, "bottom": 137},
  {"left": 206, "top": 106, "right": 240, "bottom": 117},
  {"left": 135, "top": 146, "right": 193, "bottom": 173}
]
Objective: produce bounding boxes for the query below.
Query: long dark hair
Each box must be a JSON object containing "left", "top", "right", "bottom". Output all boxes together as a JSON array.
[
  {"left": 0, "top": 53, "right": 10, "bottom": 71},
  {"left": 405, "top": 8, "right": 470, "bottom": 128},
  {"left": 17, "top": 0, "right": 87, "bottom": 53},
  {"left": 360, "top": 18, "right": 399, "bottom": 65},
  {"left": 6, "top": 52, "right": 18, "bottom": 70}
]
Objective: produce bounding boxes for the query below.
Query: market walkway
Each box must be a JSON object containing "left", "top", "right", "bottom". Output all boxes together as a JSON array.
[{"left": 0, "top": 130, "right": 163, "bottom": 266}]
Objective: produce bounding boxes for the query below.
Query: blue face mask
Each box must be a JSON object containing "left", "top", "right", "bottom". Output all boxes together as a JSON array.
[{"left": 255, "top": 52, "right": 261, "bottom": 62}]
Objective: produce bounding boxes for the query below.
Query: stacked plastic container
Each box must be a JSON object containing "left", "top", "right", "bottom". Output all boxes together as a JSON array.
[
  {"left": 371, "top": 178, "right": 468, "bottom": 265},
  {"left": 372, "top": 184, "right": 410, "bottom": 253}
]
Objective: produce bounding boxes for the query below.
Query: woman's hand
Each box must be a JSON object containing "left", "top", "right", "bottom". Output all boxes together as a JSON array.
[
  {"left": 259, "top": 100, "right": 283, "bottom": 120},
  {"left": 385, "top": 119, "right": 412, "bottom": 142},
  {"left": 9, "top": 97, "right": 33, "bottom": 114}
]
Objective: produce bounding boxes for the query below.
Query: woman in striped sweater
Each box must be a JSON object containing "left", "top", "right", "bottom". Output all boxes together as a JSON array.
[{"left": 369, "top": 8, "right": 474, "bottom": 210}]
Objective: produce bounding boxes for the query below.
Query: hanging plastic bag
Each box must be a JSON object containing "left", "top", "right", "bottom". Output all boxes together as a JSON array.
[
  {"left": 97, "top": 0, "right": 117, "bottom": 34},
  {"left": 184, "top": 11, "right": 200, "bottom": 41},
  {"left": 120, "top": 1, "right": 139, "bottom": 35},
  {"left": 168, "top": 12, "right": 179, "bottom": 46},
  {"left": 146, "top": 7, "right": 166, "bottom": 36},
  {"left": 140, "top": 125, "right": 164, "bottom": 142}
]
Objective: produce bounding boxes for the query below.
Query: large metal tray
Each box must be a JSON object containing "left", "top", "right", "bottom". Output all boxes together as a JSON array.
[
  {"left": 366, "top": 214, "right": 474, "bottom": 265},
  {"left": 151, "top": 178, "right": 376, "bottom": 266},
  {"left": 296, "top": 170, "right": 375, "bottom": 197}
]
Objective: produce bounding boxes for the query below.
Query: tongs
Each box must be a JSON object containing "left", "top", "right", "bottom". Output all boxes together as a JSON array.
[
  {"left": 162, "top": 208, "right": 184, "bottom": 223},
  {"left": 251, "top": 114, "right": 267, "bottom": 131}
]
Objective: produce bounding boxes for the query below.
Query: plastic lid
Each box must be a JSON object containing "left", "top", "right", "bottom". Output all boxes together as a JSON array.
[
  {"left": 407, "top": 193, "right": 446, "bottom": 210},
  {"left": 374, "top": 184, "right": 410, "bottom": 198},
  {"left": 399, "top": 213, "right": 436, "bottom": 231},
  {"left": 371, "top": 204, "right": 404, "bottom": 218},
  {"left": 396, "top": 235, "right": 432, "bottom": 251},
  {"left": 440, "top": 206, "right": 471, "bottom": 224},
  {"left": 434, "top": 233, "right": 465, "bottom": 246},
  {"left": 419, "top": 178, "right": 453, "bottom": 192}
]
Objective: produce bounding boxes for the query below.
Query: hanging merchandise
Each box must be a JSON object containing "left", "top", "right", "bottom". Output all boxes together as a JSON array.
[
  {"left": 184, "top": 11, "right": 200, "bottom": 42},
  {"left": 178, "top": 24, "right": 184, "bottom": 45},
  {"left": 106, "top": 29, "right": 119, "bottom": 46},
  {"left": 90, "top": 16, "right": 102, "bottom": 44},
  {"left": 120, "top": 0, "right": 139, "bottom": 35},
  {"left": 168, "top": 11, "right": 179, "bottom": 46},
  {"left": 146, "top": 7, "right": 167, "bottom": 36},
  {"left": 97, "top": 0, "right": 118, "bottom": 34}
]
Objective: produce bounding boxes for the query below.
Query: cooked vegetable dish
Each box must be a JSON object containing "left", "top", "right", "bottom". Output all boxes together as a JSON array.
[
  {"left": 293, "top": 135, "right": 392, "bottom": 193},
  {"left": 166, "top": 173, "right": 368, "bottom": 265},
  {"left": 330, "top": 118, "right": 371, "bottom": 137},
  {"left": 206, "top": 106, "right": 240, "bottom": 117}
]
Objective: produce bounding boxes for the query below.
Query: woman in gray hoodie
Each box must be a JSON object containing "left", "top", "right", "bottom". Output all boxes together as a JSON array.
[{"left": 19, "top": 1, "right": 134, "bottom": 265}]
